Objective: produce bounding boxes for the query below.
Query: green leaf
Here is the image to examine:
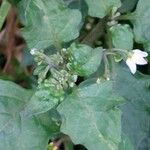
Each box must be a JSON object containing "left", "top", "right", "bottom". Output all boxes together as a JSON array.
[
  {"left": 21, "top": 91, "right": 58, "bottom": 117},
  {"left": 37, "top": 109, "right": 61, "bottom": 135},
  {"left": 84, "top": 0, "right": 121, "bottom": 18},
  {"left": 0, "top": 79, "right": 31, "bottom": 101},
  {"left": 138, "top": 135, "right": 150, "bottom": 150},
  {"left": 112, "top": 63, "right": 150, "bottom": 149},
  {"left": 143, "top": 42, "right": 150, "bottom": 52},
  {"left": 132, "top": 0, "right": 150, "bottom": 50},
  {"left": 21, "top": 75, "right": 65, "bottom": 117},
  {"left": 0, "top": 0, "right": 11, "bottom": 30},
  {"left": 120, "top": 103, "right": 150, "bottom": 150},
  {"left": 109, "top": 24, "right": 134, "bottom": 50},
  {"left": 18, "top": 0, "right": 82, "bottom": 49},
  {"left": 118, "top": 134, "right": 134, "bottom": 150},
  {"left": 0, "top": 80, "right": 60, "bottom": 150},
  {"left": 67, "top": 43, "right": 103, "bottom": 76},
  {"left": 119, "top": 0, "right": 138, "bottom": 13},
  {"left": 57, "top": 80, "right": 125, "bottom": 150},
  {"left": 64, "top": 0, "right": 88, "bottom": 18},
  {"left": 113, "top": 64, "right": 150, "bottom": 107}
]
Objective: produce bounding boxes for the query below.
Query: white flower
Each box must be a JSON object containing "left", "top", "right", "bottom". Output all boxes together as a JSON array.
[
  {"left": 72, "top": 75, "right": 78, "bottom": 82},
  {"left": 69, "top": 82, "right": 74, "bottom": 88},
  {"left": 30, "top": 48, "right": 37, "bottom": 55},
  {"left": 96, "top": 78, "right": 101, "bottom": 84},
  {"left": 62, "top": 48, "right": 67, "bottom": 52},
  {"left": 126, "top": 49, "right": 148, "bottom": 74}
]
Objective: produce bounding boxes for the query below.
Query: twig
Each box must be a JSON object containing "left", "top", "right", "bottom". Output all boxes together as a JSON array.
[{"left": 3, "top": 8, "right": 16, "bottom": 72}]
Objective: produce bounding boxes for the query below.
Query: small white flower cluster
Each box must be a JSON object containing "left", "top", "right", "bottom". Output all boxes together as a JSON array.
[{"left": 125, "top": 49, "right": 148, "bottom": 74}]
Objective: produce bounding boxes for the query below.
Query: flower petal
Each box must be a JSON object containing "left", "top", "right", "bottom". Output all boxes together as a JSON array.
[
  {"left": 132, "top": 54, "right": 147, "bottom": 65},
  {"left": 133, "top": 49, "right": 148, "bottom": 57},
  {"left": 126, "top": 58, "right": 137, "bottom": 74}
]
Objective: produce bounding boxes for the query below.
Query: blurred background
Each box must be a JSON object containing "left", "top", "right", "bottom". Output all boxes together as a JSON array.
[{"left": 0, "top": 0, "right": 36, "bottom": 88}]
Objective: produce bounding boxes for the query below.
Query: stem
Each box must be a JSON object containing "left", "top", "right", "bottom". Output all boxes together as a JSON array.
[
  {"left": 115, "top": 13, "right": 137, "bottom": 21},
  {"left": 104, "top": 48, "right": 128, "bottom": 60},
  {"left": 103, "top": 53, "right": 110, "bottom": 80},
  {"left": 106, "top": 52, "right": 117, "bottom": 55},
  {"left": 3, "top": 8, "right": 16, "bottom": 73},
  {"left": 81, "top": 19, "right": 106, "bottom": 46},
  {"left": 37, "top": 52, "right": 57, "bottom": 68},
  {"left": 0, "top": 0, "right": 11, "bottom": 30},
  {"left": 109, "top": 48, "right": 129, "bottom": 55},
  {"left": 64, "top": 140, "right": 74, "bottom": 150},
  {"left": 105, "top": 26, "right": 113, "bottom": 49},
  {"left": 54, "top": 139, "right": 63, "bottom": 149}
]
